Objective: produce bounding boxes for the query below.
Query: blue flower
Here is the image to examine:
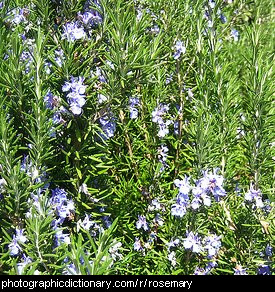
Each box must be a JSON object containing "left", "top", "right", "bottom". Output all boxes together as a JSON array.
[
  {"left": 265, "top": 244, "right": 272, "bottom": 257},
  {"left": 55, "top": 230, "right": 71, "bottom": 246},
  {"left": 152, "top": 104, "right": 171, "bottom": 138},
  {"left": 257, "top": 265, "right": 271, "bottom": 275},
  {"left": 79, "top": 0, "right": 103, "bottom": 26},
  {"left": 8, "top": 228, "right": 28, "bottom": 256},
  {"left": 78, "top": 214, "right": 95, "bottom": 231},
  {"left": 171, "top": 200, "right": 187, "bottom": 217},
  {"left": 168, "top": 251, "right": 177, "bottom": 267},
  {"left": 54, "top": 49, "right": 65, "bottom": 67},
  {"left": 8, "top": 239, "right": 21, "bottom": 256},
  {"left": 44, "top": 91, "right": 60, "bottom": 110},
  {"left": 158, "top": 145, "right": 169, "bottom": 172},
  {"left": 50, "top": 188, "right": 75, "bottom": 224}
]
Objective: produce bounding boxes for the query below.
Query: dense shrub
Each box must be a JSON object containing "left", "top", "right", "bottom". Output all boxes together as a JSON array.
[{"left": 0, "top": 0, "right": 273, "bottom": 275}]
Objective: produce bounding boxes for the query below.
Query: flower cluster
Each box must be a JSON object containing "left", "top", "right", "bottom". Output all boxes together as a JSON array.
[
  {"left": 8, "top": 229, "right": 28, "bottom": 256},
  {"left": 50, "top": 188, "right": 75, "bottom": 246},
  {"left": 99, "top": 111, "right": 116, "bottom": 139},
  {"left": 157, "top": 145, "right": 169, "bottom": 172},
  {"left": 62, "top": 22, "right": 86, "bottom": 42},
  {"left": 78, "top": 0, "right": 103, "bottom": 27},
  {"left": 166, "top": 231, "right": 221, "bottom": 272},
  {"left": 134, "top": 198, "right": 165, "bottom": 253},
  {"left": 128, "top": 97, "right": 140, "bottom": 120},
  {"left": 244, "top": 185, "right": 264, "bottom": 209},
  {"left": 173, "top": 40, "right": 186, "bottom": 60},
  {"left": 171, "top": 169, "right": 227, "bottom": 217},
  {"left": 62, "top": 76, "right": 87, "bottom": 115},
  {"left": 152, "top": 103, "right": 172, "bottom": 138},
  {"left": 77, "top": 213, "right": 104, "bottom": 236}
]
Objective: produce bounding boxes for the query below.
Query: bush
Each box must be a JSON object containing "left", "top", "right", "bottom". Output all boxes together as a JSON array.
[{"left": 0, "top": 0, "right": 273, "bottom": 275}]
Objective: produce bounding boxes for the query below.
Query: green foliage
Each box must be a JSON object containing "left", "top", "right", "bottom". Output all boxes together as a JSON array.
[{"left": 0, "top": 0, "right": 273, "bottom": 275}]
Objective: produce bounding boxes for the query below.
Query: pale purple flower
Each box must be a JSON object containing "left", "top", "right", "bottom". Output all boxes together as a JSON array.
[
  {"left": 55, "top": 230, "right": 71, "bottom": 246},
  {"left": 109, "top": 241, "right": 122, "bottom": 261},
  {"left": 203, "top": 234, "right": 222, "bottom": 258},
  {"left": 15, "top": 229, "right": 27, "bottom": 243},
  {"left": 78, "top": 214, "right": 95, "bottom": 231},
  {"left": 129, "top": 97, "right": 140, "bottom": 119},
  {"left": 167, "top": 238, "right": 180, "bottom": 250},
  {"left": 194, "top": 267, "right": 207, "bottom": 275},
  {"left": 158, "top": 145, "right": 169, "bottom": 172},
  {"left": 183, "top": 231, "right": 202, "bottom": 253},
  {"left": 62, "top": 22, "right": 86, "bottom": 42},
  {"left": 133, "top": 237, "right": 143, "bottom": 251},
  {"left": 136, "top": 215, "right": 149, "bottom": 231},
  {"left": 168, "top": 251, "right": 177, "bottom": 267},
  {"left": 174, "top": 176, "right": 191, "bottom": 195},
  {"left": 62, "top": 77, "right": 86, "bottom": 115},
  {"left": 173, "top": 40, "right": 186, "bottom": 60},
  {"left": 265, "top": 244, "right": 272, "bottom": 257},
  {"left": 79, "top": 0, "right": 103, "bottom": 26},
  {"left": 209, "top": 0, "right": 215, "bottom": 9},
  {"left": 150, "top": 25, "right": 160, "bottom": 34},
  {"left": 231, "top": 29, "right": 239, "bottom": 41},
  {"left": 8, "top": 228, "right": 27, "bottom": 256},
  {"left": 44, "top": 91, "right": 60, "bottom": 110},
  {"left": 245, "top": 185, "right": 264, "bottom": 208},
  {"left": 234, "top": 265, "right": 247, "bottom": 275},
  {"left": 220, "top": 14, "right": 227, "bottom": 23},
  {"left": 99, "top": 112, "right": 116, "bottom": 139},
  {"left": 9, "top": 239, "right": 21, "bottom": 256},
  {"left": 171, "top": 201, "right": 187, "bottom": 217},
  {"left": 17, "top": 255, "right": 32, "bottom": 275},
  {"left": 54, "top": 49, "right": 65, "bottom": 67},
  {"left": 199, "top": 169, "right": 227, "bottom": 202}
]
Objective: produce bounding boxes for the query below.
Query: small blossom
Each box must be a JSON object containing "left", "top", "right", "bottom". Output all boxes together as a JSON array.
[
  {"left": 231, "top": 29, "right": 239, "bottom": 42},
  {"left": 55, "top": 230, "right": 71, "bottom": 246},
  {"left": 173, "top": 40, "right": 186, "bottom": 60},
  {"left": 168, "top": 251, "right": 177, "bottom": 267},
  {"left": 257, "top": 265, "right": 271, "bottom": 275},
  {"left": 234, "top": 265, "right": 248, "bottom": 275},
  {"left": 136, "top": 215, "right": 149, "bottom": 231},
  {"left": 62, "top": 22, "right": 86, "bottom": 42},
  {"left": 265, "top": 244, "right": 272, "bottom": 257},
  {"left": 129, "top": 97, "right": 140, "bottom": 120},
  {"left": 133, "top": 237, "right": 143, "bottom": 251},
  {"left": 183, "top": 231, "right": 202, "bottom": 253},
  {"left": 99, "top": 112, "right": 116, "bottom": 139},
  {"left": 174, "top": 176, "right": 191, "bottom": 195},
  {"left": 17, "top": 255, "right": 32, "bottom": 275},
  {"left": 245, "top": 185, "right": 264, "bottom": 208},
  {"left": 109, "top": 241, "right": 123, "bottom": 261},
  {"left": 203, "top": 234, "right": 222, "bottom": 258}
]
